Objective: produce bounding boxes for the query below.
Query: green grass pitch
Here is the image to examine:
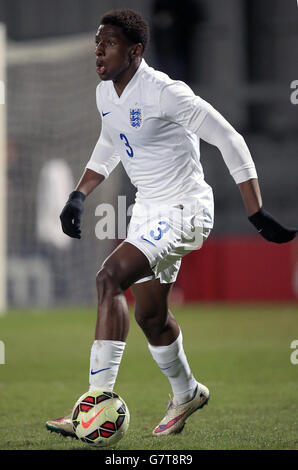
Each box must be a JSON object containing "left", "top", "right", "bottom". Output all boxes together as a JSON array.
[{"left": 0, "top": 304, "right": 297, "bottom": 450}]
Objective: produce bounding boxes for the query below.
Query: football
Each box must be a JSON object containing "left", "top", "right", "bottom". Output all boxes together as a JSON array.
[{"left": 72, "top": 389, "right": 130, "bottom": 446}]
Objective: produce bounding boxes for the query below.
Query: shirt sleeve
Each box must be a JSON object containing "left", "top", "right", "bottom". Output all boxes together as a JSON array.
[
  {"left": 160, "top": 82, "right": 257, "bottom": 184},
  {"left": 85, "top": 121, "right": 120, "bottom": 179}
]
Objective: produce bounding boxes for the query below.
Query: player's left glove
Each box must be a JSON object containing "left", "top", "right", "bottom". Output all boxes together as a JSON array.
[{"left": 248, "top": 207, "right": 297, "bottom": 244}]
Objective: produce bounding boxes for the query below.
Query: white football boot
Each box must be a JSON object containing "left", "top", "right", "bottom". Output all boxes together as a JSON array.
[
  {"left": 153, "top": 383, "right": 210, "bottom": 436},
  {"left": 45, "top": 412, "right": 77, "bottom": 439}
]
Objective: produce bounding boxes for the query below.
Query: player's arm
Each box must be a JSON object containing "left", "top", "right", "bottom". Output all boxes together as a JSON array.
[
  {"left": 194, "top": 104, "right": 297, "bottom": 243},
  {"left": 237, "top": 178, "right": 262, "bottom": 216},
  {"left": 59, "top": 169, "right": 105, "bottom": 239},
  {"left": 237, "top": 178, "right": 296, "bottom": 243},
  {"left": 60, "top": 123, "right": 120, "bottom": 239},
  {"left": 76, "top": 168, "right": 105, "bottom": 196},
  {"left": 160, "top": 83, "right": 297, "bottom": 244}
]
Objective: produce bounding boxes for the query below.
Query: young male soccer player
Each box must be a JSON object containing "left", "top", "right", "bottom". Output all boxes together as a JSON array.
[{"left": 46, "top": 9, "right": 297, "bottom": 437}]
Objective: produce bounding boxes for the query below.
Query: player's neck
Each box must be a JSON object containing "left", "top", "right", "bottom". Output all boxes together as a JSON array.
[{"left": 113, "top": 59, "right": 141, "bottom": 97}]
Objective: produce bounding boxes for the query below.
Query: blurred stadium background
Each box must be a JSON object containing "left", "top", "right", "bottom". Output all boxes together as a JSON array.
[{"left": 0, "top": 0, "right": 297, "bottom": 311}]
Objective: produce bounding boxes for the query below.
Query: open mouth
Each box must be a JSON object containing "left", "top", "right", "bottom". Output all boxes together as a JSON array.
[{"left": 96, "top": 63, "right": 106, "bottom": 75}]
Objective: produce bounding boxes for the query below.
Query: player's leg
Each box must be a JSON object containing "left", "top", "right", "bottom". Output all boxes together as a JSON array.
[
  {"left": 132, "top": 279, "right": 179, "bottom": 345},
  {"left": 94, "top": 240, "right": 153, "bottom": 340},
  {"left": 131, "top": 279, "right": 198, "bottom": 403},
  {"left": 89, "top": 241, "right": 153, "bottom": 392},
  {"left": 46, "top": 241, "right": 152, "bottom": 437},
  {"left": 131, "top": 279, "right": 209, "bottom": 436}
]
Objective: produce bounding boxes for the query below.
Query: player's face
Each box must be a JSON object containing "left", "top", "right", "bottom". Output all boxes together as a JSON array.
[{"left": 95, "top": 24, "right": 135, "bottom": 82}]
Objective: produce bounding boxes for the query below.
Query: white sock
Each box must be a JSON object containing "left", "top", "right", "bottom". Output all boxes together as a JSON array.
[
  {"left": 89, "top": 340, "right": 125, "bottom": 392},
  {"left": 148, "top": 330, "right": 197, "bottom": 405}
]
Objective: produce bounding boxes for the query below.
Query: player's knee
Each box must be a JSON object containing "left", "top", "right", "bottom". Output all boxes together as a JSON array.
[
  {"left": 95, "top": 266, "right": 122, "bottom": 302},
  {"left": 135, "top": 307, "right": 167, "bottom": 336}
]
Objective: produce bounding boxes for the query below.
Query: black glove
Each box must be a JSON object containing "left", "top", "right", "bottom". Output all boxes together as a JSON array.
[
  {"left": 60, "top": 191, "right": 86, "bottom": 239},
  {"left": 248, "top": 207, "right": 297, "bottom": 244}
]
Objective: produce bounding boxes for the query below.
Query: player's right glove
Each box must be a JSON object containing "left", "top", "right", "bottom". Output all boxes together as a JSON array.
[
  {"left": 248, "top": 207, "right": 297, "bottom": 244},
  {"left": 60, "top": 190, "right": 86, "bottom": 239}
]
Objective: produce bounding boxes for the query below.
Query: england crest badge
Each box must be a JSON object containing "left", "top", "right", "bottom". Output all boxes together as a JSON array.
[{"left": 130, "top": 108, "right": 143, "bottom": 129}]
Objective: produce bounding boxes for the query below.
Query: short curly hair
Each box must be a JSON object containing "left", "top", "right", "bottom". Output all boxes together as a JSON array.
[{"left": 100, "top": 9, "right": 150, "bottom": 54}]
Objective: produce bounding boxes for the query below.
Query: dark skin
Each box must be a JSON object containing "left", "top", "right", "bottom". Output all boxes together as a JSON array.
[
  {"left": 75, "top": 23, "right": 262, "bottom": 346},
  {"left": 76, "top": 23, "right": 180, "bottom": 345},
  {"left": 95, "top": 24, "right": 143, "bottom": 97}
]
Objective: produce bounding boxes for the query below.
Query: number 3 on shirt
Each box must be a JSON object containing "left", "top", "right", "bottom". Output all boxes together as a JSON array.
[{"left": 120, "top": 133, "right": 134, "bottom": 158}]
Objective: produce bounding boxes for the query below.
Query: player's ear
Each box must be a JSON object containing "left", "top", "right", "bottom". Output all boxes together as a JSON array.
[{"left": 130, "top": 43, "right": 143, "bottom": 59}]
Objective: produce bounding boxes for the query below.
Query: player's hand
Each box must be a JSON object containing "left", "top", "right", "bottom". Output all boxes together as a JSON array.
[
  {"left": 60, "top": 191, "right": 86, "bottom": 239},
  {"left": 248, "top": 207, "right": 297, "bottom": 244}
]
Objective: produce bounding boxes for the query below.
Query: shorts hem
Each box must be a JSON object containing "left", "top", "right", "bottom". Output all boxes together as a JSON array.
[
  {"left": 125, "top": 239, "right": 158, "bottom": 285},
  {"left": 125, "top": 238, "right": 155, "bottom": 269}
]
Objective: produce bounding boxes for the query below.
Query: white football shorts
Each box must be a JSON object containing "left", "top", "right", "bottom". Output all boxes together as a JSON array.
[{"left": 125, "top": 201, "right": 211, "bottom": 284}]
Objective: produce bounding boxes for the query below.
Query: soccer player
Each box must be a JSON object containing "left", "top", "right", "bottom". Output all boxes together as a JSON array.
[{"left": 46, "top": 9, "right": 297, "bottom": 438}]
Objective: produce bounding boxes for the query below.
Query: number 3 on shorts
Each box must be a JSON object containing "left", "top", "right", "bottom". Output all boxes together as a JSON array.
[
  {"left": 141, "top": 220, "right": 170, "bottom": 245},
  {"left": 150, "top": 221, "right": 170, "bottom": 240},
  {"left": 120, "top": 133, "right": 134, "bottom": 158}
]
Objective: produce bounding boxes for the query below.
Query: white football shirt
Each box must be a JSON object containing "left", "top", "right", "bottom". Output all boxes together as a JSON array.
[{"left": 86, "top": 59, "right": 257, "bottom": 228}]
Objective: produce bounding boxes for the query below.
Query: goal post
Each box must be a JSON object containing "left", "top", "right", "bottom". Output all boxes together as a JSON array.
[{"left": 0, "top": 23, "right": 7, "bottom": 315}]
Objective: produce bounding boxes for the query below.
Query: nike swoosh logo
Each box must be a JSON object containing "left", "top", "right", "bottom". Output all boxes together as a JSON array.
[
  {"left": 102, "top": 111, "right": 111, "bottom": 117},
  {"left": 90, "top": 367, "right": 111, "bottom": 375},
  {"left": 81, "top": 407, "right": 105, "bottom": 429}
]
